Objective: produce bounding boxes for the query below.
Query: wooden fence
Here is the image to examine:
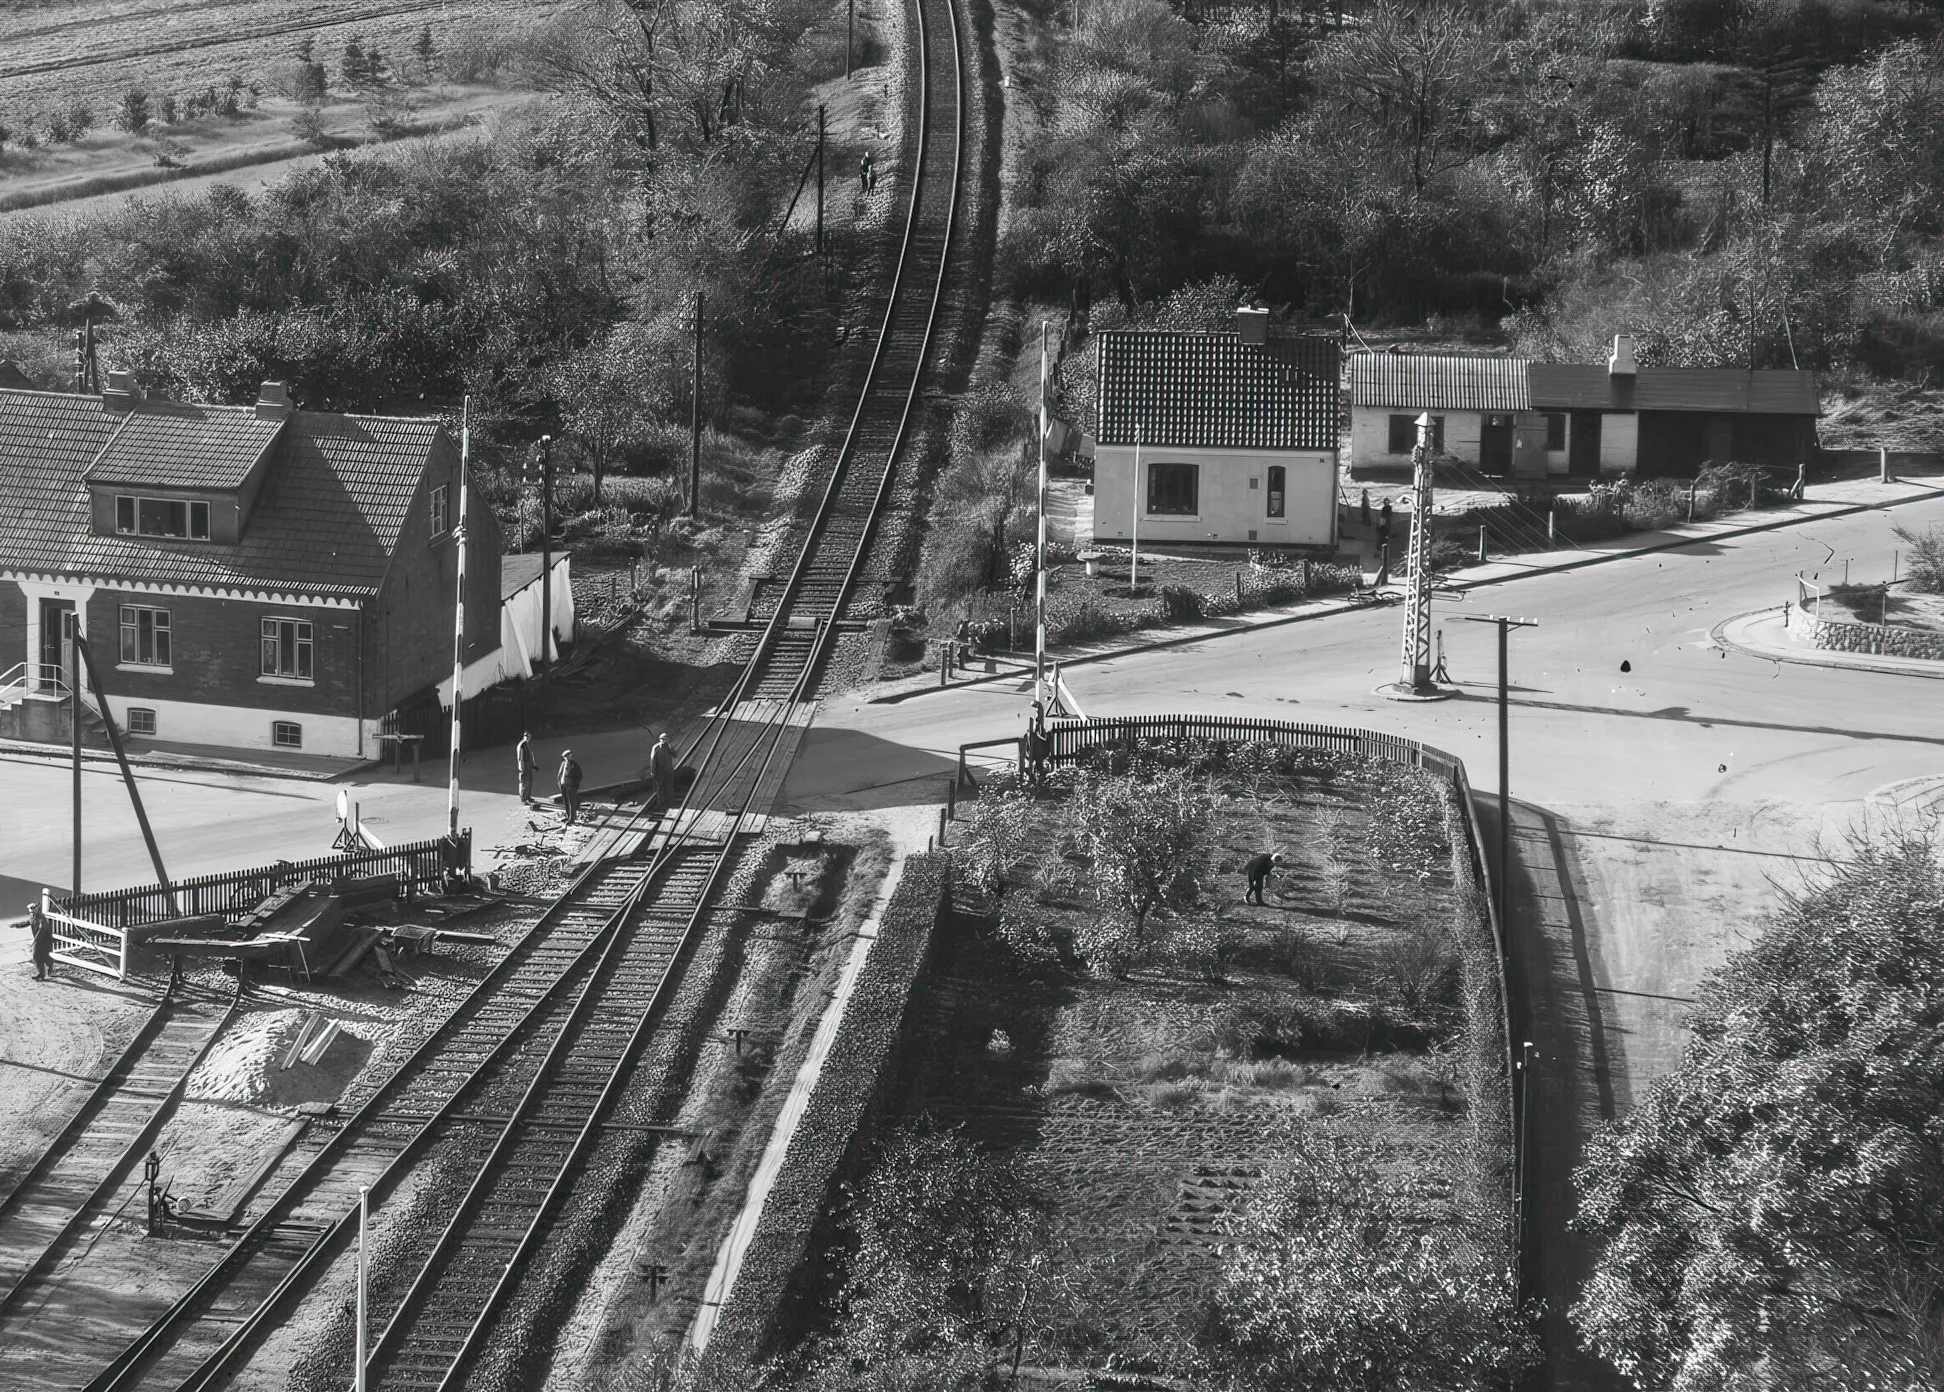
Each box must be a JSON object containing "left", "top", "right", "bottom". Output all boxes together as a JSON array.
[
  {"left": 1043, "top": 712, "right": 1431, "bottom": 770},
  {"left": 45, "top": 832, "right": 469, "bottom": 930}
]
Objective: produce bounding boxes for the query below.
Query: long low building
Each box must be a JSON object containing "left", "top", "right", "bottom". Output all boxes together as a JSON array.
[
  {"left": 1092, "top": 309, "right": 1341, "bottom": 551},
  {"left": 1350, "top": 336, "right": 1819, "bottom": 478}
]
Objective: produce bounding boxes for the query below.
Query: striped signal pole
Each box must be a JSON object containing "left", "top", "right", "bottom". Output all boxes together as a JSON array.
[
  {"left": 1034, "top": 320, "right": 1049, "bottom": 716},
  {"left": 446, "top": 396, "right": 470, "bottom": 840}
]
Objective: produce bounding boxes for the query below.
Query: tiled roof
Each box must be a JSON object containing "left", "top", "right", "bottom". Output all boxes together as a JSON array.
[
  {"left": 1350, "top": 352, "right": 1532, "bottom": 412},
  {"left": 1529, "top": 365, "right": 1819, "bottom": 415},
  {"left": 1095, "top": 331, "right": 1340, "bottom": 450},
  {"left": 0, "top": 389, "right": 444, "bottom": 597},
  {"left": 83, "top": 400, "right": 284, "bottom": 488}
]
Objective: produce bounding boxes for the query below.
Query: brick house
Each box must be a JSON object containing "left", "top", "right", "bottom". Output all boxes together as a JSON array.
[
  {"left": 1092, "top": 309, "right": 1341, "bottom": 550},
  {"left": 0, "top": 376, "right": 517, "bottom": 759}
]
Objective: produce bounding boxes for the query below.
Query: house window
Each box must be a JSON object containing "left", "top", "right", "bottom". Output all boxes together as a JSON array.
[
  {"left": 1546, "top": 413, "right": 1567, "bottom": 451},
  {"left": 116, "top": 495, "right": 210, "bottom": 540},
  {"left": 1266, "top": 465, "right": 1286, "bottom": 519},
  {"left": 429, "top": 484, "right": 450, "bottom": 536},
  {"left": 1146, "top": 462, "right": 1198, "bottom": 516},
  {"left": 126, "top": 707, "right": 156, "bottom": 735},
  {"left": 261, "top": 617, "right": 314, "bottom": 680},
  {"left": 272, "top": 721, "right": 303, "bottom": 749},
  {"left": 1386, "top": 414, "right": 1443, "bottom": 454},
  {"left": 118, "top": 605, "right": 172, "bottom": 667}
]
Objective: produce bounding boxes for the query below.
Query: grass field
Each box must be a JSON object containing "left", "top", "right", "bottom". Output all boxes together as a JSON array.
[{"left": 0, "top": 0, "right": 561, "bottom": 217}]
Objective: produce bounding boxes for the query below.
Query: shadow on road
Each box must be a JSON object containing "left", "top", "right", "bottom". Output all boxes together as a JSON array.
[
  {"left": 1475, "top": 793, "right": 1630, "bottom": 1392},
  {"left": 776, "top": 729, "right": 961, "bottom": 814}
]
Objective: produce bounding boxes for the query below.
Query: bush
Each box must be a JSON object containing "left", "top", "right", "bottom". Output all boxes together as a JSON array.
[
  {"left": 1047, "top": 597, "right": 1136, "bottom": 646},
  {"left": 1159, "top": 583, "right": 1204, "bottom": 621},
  {"left": 115, "top": 88, "right": 150, "bottom": 135},
  {"left": 1893, "top": 522, "right": 1944, "bottom": 592}
]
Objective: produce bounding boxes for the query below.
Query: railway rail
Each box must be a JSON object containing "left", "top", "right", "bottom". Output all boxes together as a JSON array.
[
  {"left": 0, "top": 980, "right": 238, "bottom": 1335},
  {"left": 62, "top": 0, "right": 965, "bottom": 1380}
]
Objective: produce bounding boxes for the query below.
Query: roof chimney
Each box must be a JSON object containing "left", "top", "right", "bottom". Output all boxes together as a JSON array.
[
  {"left": 1608, "top": 334, "right": 1638, "bottom": 377},
  {"left": 1236, "top": 305, "right": 1270, "bottom": 347},
  {"left": 102, "top": 369, "right": 141, "bottom": 412},
  {"left": 256, "top": 380, "right": 293, "bottom": 422}
]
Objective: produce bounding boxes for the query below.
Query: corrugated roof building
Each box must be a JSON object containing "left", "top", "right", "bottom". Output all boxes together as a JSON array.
[{"left": 1347, "top": 337, "right": 1819, "bottom": 478}]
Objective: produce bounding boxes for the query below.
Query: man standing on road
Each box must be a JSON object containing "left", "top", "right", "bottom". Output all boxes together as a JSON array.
[
  {"left": 517, "top": 731, "right": 536, "bottom": 806},
  {"left": 30, "top": 905, "right": 54, "bottom": 981},
  {"left": 1244, "top": 850, "right": 1284, "bottom": 906},
  {"left": 1378, "top": 498, "right": 1394, "bottom": 549},
  {"left": 649, "top": 732, "right": 676, "bottom": 807},
  {"left": 557, "top": 749, "right": 583, "bottom": 826}
]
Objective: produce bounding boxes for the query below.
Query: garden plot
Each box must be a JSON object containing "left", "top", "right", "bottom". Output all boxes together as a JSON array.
[{"left": 775, "top": 741, "right": 1527, "bottom": 1388}]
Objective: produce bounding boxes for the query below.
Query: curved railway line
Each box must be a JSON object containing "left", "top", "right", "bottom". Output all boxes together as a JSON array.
[
  {"left": 0, "top": 981, "right": 238, "bottom": 1333},
  {"left": 39, "top": 0, "right": 968, "bottom": 1380}
]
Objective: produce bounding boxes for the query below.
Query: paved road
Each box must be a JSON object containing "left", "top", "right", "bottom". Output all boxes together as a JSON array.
[{"left": 795, "top": 493, "right": 1944, "bottom": 1387}]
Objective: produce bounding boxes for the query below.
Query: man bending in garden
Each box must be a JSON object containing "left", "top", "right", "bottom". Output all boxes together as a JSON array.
[{"left": 1244, "top": 850, "right": 1284, "bottom": 905}]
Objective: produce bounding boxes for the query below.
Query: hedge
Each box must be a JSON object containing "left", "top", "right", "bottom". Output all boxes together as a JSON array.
[{"left": 690, "top": 851, "right": 952, "bottom": 1378}]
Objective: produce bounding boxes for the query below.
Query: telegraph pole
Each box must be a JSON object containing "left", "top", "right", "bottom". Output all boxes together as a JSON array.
[
  {"left": 845, "top": 0, "right": 854, "bottom": 78},
  {"left": 690, "top": 290, "right": 704, "bottom": 518},
  {"left": 815, "top": 106, "right": 826, "bottom": 256},
  {"left": 446, "top": 397, "right": 471, "bottom": 840},
  {"left": 1460, "top": 613, "right": 1538, "bottom": 931}
]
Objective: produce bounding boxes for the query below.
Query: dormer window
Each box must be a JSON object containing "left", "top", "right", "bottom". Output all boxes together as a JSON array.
[{"left": 116, "top": 495, "right": 211, "bottom": 541}]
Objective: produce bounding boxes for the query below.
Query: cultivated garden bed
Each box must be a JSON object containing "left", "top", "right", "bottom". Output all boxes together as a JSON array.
[{"left": 750, "top": 737, "right": 1530, "bottom": 1389}]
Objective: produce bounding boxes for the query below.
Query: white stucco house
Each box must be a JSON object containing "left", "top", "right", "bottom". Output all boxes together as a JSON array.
[{"left": 1092, "top": 310, "right": 1341, "bottom": 551}]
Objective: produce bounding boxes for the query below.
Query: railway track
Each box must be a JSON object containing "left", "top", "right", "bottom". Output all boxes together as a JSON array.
[
  {"left": 0, "top": 981, "right": 237, "bottom": 1333},
  {"left": 64, "top": 0, "right": 964, "bottom": 1378}
]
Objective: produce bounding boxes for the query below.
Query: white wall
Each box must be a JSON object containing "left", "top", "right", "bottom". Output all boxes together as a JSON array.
[
  {"left": 1092, "top": 447, "right": 1336, "bottom": 548},
  {"left": 1601, "top": 412, "right": 1639, "bottom": 473},
  {"left": 102, "top": 693, "right": 367, "bottom": 759},
  {"left": 1349, "top": 407, "right": 1483, "bottom": 466}
]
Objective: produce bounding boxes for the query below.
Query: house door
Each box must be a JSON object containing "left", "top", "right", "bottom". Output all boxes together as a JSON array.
[
  {"left": 38, "top": 599, "right": 74, "bottom": 686},
  {"left": 1480, "top": 414, "right": 1513, "bottom": 474},
  {"left": 1568, "top": 412, "right": 1602, "bottom": 475}
]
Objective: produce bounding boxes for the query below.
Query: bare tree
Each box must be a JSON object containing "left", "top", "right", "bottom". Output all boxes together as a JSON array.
[{"left": 1310, "top": 1, "right": 1499, "bottom": 195}]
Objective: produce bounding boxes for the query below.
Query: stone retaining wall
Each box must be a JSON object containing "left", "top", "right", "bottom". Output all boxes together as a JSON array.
[{"left": 1787, "top": 597, "right": 1944, "bottom": 660}]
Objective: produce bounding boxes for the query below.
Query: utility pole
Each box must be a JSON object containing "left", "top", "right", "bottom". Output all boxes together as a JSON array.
[
  {"left": 67, "top": 611, "right": 80, "bottom": 896},
  {"left": 446, "top": 397, "right": 471, "bottom": 841},
  {"left": 1129, "top": 422, "right": 1143, "bottom": 589},
  {"left": 1034, "top": 320, "right": 1050, "bottom": 713},
  {"left": 1460, "top": 613, "right": 1538, "bottom": 931},
  {"left": 690, "top": 290, "right": 704, "bottom": 518},
  {"left": 540, "top": 431, "right": 555, "bottom": 676},
  {"left": 816, "top": 106, "right": 826, "bottom": 256},
  {"left": 845, "top": 0, "right": 854, "bottom": 79},
  {"left": 75, "top": 635, "right": 172, "bottom": 907}
]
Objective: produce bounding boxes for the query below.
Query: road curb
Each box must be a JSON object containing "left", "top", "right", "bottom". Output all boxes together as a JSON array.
[
  {"left": 1711, "top": 607, "right": 1944, "bottom": 682},
  {"left": 868, "top": 484, "right": 1944, "bottom": 705}
]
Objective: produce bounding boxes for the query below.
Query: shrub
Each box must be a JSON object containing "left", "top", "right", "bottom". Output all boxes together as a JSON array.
[
  {"left": 1070, "top": 764, "right": 1211, "bottom": 953},
  {"left": 1159, "top": 583, "right": 1204, "bottom": 621},
  {"left": 1047, "top": 597, "right": 1133, "bottom": 646},
  {"left": 115, "top": 88, "right": 150, "bottom": 134},
  {"left": 1211, "top": 1129, "right": 1536, "bottom": 1391},
  {"left": 1892, "top": 522, "right": 1944, "bottom": 592}
]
